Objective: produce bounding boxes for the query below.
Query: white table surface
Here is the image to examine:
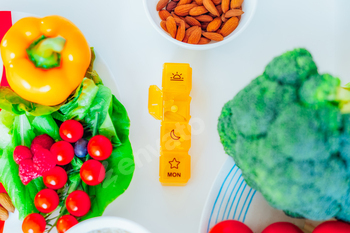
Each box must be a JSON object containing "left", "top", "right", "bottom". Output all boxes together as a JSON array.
[{"left": 1, "top": 0, "right": 350, "bottom": 233}]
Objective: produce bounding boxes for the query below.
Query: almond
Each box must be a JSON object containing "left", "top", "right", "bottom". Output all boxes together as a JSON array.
[
  {"left": 221, "top": 0, "right": 230, "bottom": 13},
  {"left": 178, "top": 0, "right": 193, "bottom": 5},
  {"left": 195, "top": 15, "right": 213, "bottom": 22},
  {"left": 194, "top": 0, "right": 203, "bottom": 5},
  {"left": 159, "top": 10, "right": 171, "bottom": 20},
  {"left": 220, "top": 16, "right": 239, "bottom": 37},
  {"left": 157, "top": 0, "right": 170, "bottom": 11},
  {"left": 189, "top": 6, "right": 208, "bottom": 16},
  {"left": 216, "top": 4, "right": 223, "bottom": 15},
  {"left": 174, "top": 3, "right": 197, "bottom": 16},
  {"left": 0, "top": 193, "right": 15, "bottom": 213},
  {"left": 225, "top": 9, "right": 244, "bottom": 17},
  {"left": 212, "top": 0, "right": 221, "bottom": 5},
  {"left": 216, "top": 28, "right": 221, "bottom": 34},
  {"left": 188, "top": 26, "right": 202, "bottom": 44},
  {"left": 176, "top": 20, "right": 186, "bottom": 41},
  {"left": 183, "top": 26, "right": 199, "bottom": 42},
  {"left": 221, "top": 13, "right": 228, "bottom": 22},
  {"left": 185, "top": 23, "right": 191, "bottom": 29},
  {"left": 166, "top": 1, "right": 178, "bottom": 11},
  {"left": 0, "top": 206, "right": 8, "bottom": 221},
  {"left": 198, "top": 37, "right": 211, "bottom": 44},
  {"left": 202, "top": 31, "right": 224, "bottom": 41},
  {"left": 203, "top": 0, "right": 220, "bottom": 16},
  {"left": 230, "top": 0, "right": 243, "bottom": 9},
  {"left": 185, "top": 16, "right": 201, "bottom": 26},
  {"left": 166, "top": 16, "right": 177, "bottom": 38},
  {"left": 160, "top": 20, "right": 168, "bottom": 32},
  {"left": 206, "top": 17, "right": 222, "bottom": 32}
]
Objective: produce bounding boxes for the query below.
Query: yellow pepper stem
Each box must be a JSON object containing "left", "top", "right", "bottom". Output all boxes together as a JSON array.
[{"left": 26, "top": 35, "right": 66, "bottom": 69}]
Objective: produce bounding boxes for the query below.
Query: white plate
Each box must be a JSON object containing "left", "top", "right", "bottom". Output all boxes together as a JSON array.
[
  {"left": 198, "top": 157, "right": 308, "bottom": 233},
  {"left": 1, "top": 11, "right": 121, "bottom": 233},
  {"left": 66, "top": 216, "right": 151, "bottom": 233}
]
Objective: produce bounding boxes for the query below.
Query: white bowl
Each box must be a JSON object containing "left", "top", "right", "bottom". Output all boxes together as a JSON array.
[
  {"left": 143, "top": 0, "right": 257, "bottom": 50},
  {"left": 66, "top": 216, "right": 151, "bottom": 233}
]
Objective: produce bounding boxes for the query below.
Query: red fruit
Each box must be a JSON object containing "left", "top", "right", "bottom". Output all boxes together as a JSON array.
[
  {"left": 210, "top": 220, "right": 253, "bottom": 233},
  {"left": 56, "top": 215, "right": 78, "bottom": 233},
  {"left": 313, "top": 221, "right": 350, "bottom": 233},
  {"left": 59, "top": 120, "right": 84, "bottom": 143},
  {"left": 262, "top": 222, "right": 303, "bottom": 233},
  {"left": 50, "top": 141, "right": 74, "bottom": 165},
  {"left": 22, "top": 213, "right": 46, "bottom": 233},
  {"left": 34, "top": 189, "right": 59, "bottom": 213},
  {"left": 66, "top": 190, "right": 91, "bottom": 217},
  {"left": 33, "top": 148, "right": 56, "bottom": 174},
  {"left": 19, "top": 159, "right": 41, "bottom": 185},
  {"left": 80, "top": 160, "right": 106, "bottom": 186},
  {"left": 13, "top": 146, "right": 33, "bottom": 164},
  {"left": 31, "top": 134, "right": 55, "bottom": 154},
  {"left": 88, "top": 135, "right": 113, "bottom": 160},
  {"left": 43, "top": 166, "right": 68, "bottom": 190}
]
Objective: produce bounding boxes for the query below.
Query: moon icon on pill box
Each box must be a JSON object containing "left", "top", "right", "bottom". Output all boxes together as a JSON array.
[{"left": 170, "top": 129, "right": 181, "bottom": 140}]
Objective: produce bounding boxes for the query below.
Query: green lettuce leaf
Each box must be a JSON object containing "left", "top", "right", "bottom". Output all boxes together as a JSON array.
[
  {"left": 32, "top": 115, "right": 60, "bottom": 141},
  {"left": 52, "top": 78, "right": 99, "bottom": 122},
  {"left": 84, "top": 86, "right": 121, "bottom": 146},
  {"left": 82, "top": 96, "right": 134, "bottom": 220},
  {"left": 0, "top": 87, "right": 61, "bottom": 116},
  {"left": 0, "top": 110, "right": 15, "bottom": 153}
]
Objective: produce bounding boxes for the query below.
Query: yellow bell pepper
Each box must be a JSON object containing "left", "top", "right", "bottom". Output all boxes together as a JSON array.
[{"left": 0, "top": 15, "right": 91, "bottom": 106}]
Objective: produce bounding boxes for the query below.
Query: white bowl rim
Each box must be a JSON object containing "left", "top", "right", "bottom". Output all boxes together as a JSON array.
[
  {"left": 143, "top": 0, "right": 258, "bottom": 50},
  {"left": 66, "top": 216, "right": 152, "bottom": 233}
]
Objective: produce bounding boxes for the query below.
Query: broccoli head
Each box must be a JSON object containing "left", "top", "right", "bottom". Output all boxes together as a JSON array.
[{"left": 218, "top": 48, "right": 350, "bottom": 222}]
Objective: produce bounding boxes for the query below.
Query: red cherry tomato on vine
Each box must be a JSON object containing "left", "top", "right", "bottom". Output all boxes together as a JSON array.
[
  {"left": 210, "top": 220, "right": 253, "bottom": 233},
  {"left": 80, "top": 160, "right": 106, "bottom": 186},
  {"left": 22, "top": 213, "right": 46, "bottom": 233},
  {"left": 87, "top": 135, "right": 113, "bottom": 160},
  {"left": 262, "top": 222, "right": 303, "bottom": 233},
  {"left": 313, "top": 221, "right": 350, "bottom": 233},
  {"left": 43, "top": 166, "right": 68, "bottom": 189},
  {"left": 56, "top": 215, "right": 79, "bottom": 233},
  {"left": 66, "top": 190, "right": 91, "bottom": 217},
  {"left": 50, "top": 141, "right": 75, "bottom": 165},
  {"left": 34, "top": 189, "right": 59, "bottom": 213},
  {"left": 59, "top": 120, "right": 84, "bottom": 143}
]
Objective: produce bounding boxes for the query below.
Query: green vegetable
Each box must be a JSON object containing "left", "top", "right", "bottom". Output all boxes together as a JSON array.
[{"left": 218, "top": 48, "right": 350, "bottom": 222}]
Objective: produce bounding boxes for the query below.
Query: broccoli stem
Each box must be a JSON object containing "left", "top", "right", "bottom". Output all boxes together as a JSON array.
[{"left": 26, "top": 35, "right": 66, "bottom": 69}]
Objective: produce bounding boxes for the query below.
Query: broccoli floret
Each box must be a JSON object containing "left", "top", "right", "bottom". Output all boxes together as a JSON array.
[{"left": 218, "top": 48, "right": 350, "bottom": 222}]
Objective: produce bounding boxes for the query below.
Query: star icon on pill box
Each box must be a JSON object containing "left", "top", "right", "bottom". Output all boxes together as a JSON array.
[{"left": 169, "top": 158, "right": 180, "bottom": 169}]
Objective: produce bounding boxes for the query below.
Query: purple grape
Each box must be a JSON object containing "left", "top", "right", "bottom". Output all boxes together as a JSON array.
[{"left": 74, "top": 138, "right": 88, "bottom": 158}]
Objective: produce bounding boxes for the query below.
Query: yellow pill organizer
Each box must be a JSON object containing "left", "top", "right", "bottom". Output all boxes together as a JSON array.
[{"left": 148, "top": 63, "right": 192, "bottom": 186}]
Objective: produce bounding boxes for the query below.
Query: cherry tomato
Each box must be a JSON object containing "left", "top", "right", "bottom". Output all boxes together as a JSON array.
[
  {"left": 43, "top": 166, "right": 68, "bottom": 190},
  {"left": 262, "top": 222, "right": 303, "bottom": 233},
  {"left": 66, "top": 190, "right": 91, "bottom": 217},
  {"left": 50, "top": 141, "right": 75, "bottom": 165},
  {"left": 87, "top": 135, "right": 113, "bottom": 160},
  {"left": 56, "top": 215, "right": 79, "bottom": 233},
  {"left": 80, "top": 160, "right": 106, "bottom": 186},
  {"left": 59, "top": 120, "right": 84, "bottom": 143},
  {"left": 313, "top": 221, "right": 350, "bottom": 233},
  {"left": 210, "top": 220, "right": 253, "bottom": 233},
  {"left": 34, "top": 189, "right": 59, "bottom": 213},
  {"left": 22, "top": 213, "right": 46, "bottom": 233}
]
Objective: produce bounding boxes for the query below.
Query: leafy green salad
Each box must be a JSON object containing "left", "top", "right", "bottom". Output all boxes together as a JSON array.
[{"left": 0, "top": 48, "right": 135, "bottom": 221}]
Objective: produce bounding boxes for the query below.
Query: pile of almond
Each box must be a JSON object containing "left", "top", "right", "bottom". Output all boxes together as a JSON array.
[
  {"left": 0, "top": 193, "right": 15, "bottom": 221},
  {"left": 156, "top": 0, "right": 244, "bottom": 44}
]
